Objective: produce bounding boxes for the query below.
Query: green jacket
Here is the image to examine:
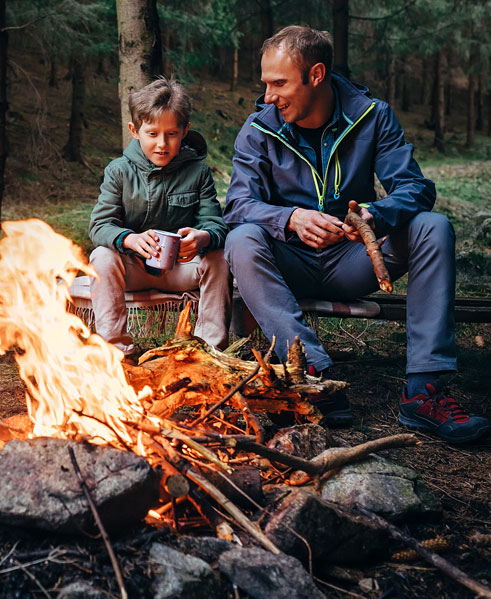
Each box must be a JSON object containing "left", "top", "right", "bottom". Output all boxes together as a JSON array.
[{"left": 89, "top": 131, "right": 227, "bottom": 250}]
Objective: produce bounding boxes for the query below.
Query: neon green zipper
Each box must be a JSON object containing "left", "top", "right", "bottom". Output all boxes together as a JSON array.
[{"left": 251, "top": 101, "right": 375, "bottom": 212}]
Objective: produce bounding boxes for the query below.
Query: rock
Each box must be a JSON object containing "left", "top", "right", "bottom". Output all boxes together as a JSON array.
[
  {"left": 57, "top": 581, "right": 109, "bottom": 598},
  {"left": 261, "top": 486, "right": 388, "bottom": 565},
  {"left": 318, "top": 449, "right": 442, "bottom": 520},
  {"left": 0, "top": 438, "right": 160, "bottom": 533},
  {"left": 267, "top": 424, "right": 328, "bottom": 460},
  {"left": 177, "top": 535, "right": 234, "bottom": 562},
  {"left": 150, "top": 543, "right": 219, "bottom": 599},
  {"left": 219, "top": 546, "right": 324, "bottom": 599}
]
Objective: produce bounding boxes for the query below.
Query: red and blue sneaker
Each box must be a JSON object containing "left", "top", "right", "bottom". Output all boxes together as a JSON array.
[
  {"left": 307, "top": 366, "right": 353, "bottom": 426},
  {"left": 399, "top": 384, "right": 490, "bottom": 444}
]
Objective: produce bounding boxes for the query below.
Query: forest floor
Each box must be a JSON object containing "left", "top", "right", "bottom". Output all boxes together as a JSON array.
[{"left": 0, "top": 55, "right": 490, "bottom": 598}]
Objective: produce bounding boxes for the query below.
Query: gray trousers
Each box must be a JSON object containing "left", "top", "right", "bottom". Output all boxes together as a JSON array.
[
  {"left": 89, "top": 247, "right": 232, "bottom": 354},
  {"left": 225, "top": 212, "right": 456, "bottom": 375}
]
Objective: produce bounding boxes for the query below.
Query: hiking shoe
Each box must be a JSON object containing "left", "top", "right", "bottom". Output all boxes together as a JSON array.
[
  {"left": 399, "top": 384, "right": 490, "bottom": 444},
  {"left": 307, "top": 366, "right": 353, "bottom": 427}
]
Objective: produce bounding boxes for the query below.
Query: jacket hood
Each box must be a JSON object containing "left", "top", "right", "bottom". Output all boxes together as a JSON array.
[
  {"left": 123, "top": 129, "right": 207, "bottom": 174},
  {"left": 253, "top": 72, "right": 373, "bottom": 131}
]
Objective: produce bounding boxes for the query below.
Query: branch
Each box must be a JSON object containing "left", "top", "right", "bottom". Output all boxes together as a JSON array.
[
  {"left": 68, "top": 446, "right": 128, "bottom": 599},
  {"left": 349, "top": 0, "right": 418, "bottom": 22},
  {"left": 344, "top": 212, "right": 392, "bottom": 293},
  {"left": 357, "top": 506, "right": 491, "bottom": 599}
]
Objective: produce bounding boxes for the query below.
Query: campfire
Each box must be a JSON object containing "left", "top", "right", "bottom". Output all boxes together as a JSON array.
[{"left": 3, "top": 220, "right": 488, "bottom": 599}]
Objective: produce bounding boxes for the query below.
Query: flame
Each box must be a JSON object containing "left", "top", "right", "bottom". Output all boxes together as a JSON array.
[{"left": 0, "top": 219, "right": 151, "bottom": 447}]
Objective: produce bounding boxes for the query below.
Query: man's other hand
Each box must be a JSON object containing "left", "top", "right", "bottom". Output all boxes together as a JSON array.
[
  {"left": 342, "top": 200, "right": 375, "bottom": 243},
  {"left": 287, "top": 208, "right": 344, "bottom": 248}
]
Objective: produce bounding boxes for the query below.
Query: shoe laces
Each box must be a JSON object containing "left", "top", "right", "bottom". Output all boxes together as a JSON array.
[{"left": 429, "top": 389, "right": 470, "bottom": 424}]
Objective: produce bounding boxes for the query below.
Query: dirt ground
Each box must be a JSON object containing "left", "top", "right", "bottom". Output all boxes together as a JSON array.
[{"left": 0, "top": 318, "right": 490, "bottom": 599}]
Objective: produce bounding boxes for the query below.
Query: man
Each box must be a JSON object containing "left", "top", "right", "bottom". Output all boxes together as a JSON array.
[{"left": 224, "top": 25, "right": 489, "bottom": 443}]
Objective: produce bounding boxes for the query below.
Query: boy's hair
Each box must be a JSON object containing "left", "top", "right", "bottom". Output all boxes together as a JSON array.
[
  {"left": 261, "top": 25, "right": 333, "bottom": 84},
  {"left": 128, "top": 76, "right": 192, "bottom": 131}
]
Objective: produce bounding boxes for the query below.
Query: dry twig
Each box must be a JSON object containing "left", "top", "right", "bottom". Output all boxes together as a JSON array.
[{"left": 67, "top": 446, "right": 128, "bottom": 599}]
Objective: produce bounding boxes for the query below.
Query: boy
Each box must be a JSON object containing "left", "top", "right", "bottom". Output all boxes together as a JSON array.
[{"left": 89, "top": 77, "right": 232, "bottom": 358}]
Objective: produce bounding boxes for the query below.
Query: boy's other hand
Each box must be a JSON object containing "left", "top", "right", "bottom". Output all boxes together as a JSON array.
[
  {"left": 342, "top": 200, "right": 374, "bottom": 243},
  {"left": 177, "top": 227, "right": 211, "bottom": 262},
  {"left": 122, "top": 231, "right": 160, "bottom": 258}
]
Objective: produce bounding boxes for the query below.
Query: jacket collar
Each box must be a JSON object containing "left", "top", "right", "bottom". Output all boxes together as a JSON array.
[{"left": 252, "top": 72, "right": 372, "bottom": 136}]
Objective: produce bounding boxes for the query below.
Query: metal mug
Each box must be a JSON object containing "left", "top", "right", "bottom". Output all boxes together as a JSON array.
[{"left": 145, "top": 230, "right": 181, "bottom": 271}]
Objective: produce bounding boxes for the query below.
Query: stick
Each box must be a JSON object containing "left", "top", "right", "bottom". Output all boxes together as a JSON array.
[
  {"left": 357, "top": 506, "right": 491, "bottom": 599},
  {"left": 227, "top": 433, "right": 419, "bottom": 477},
  {"left": 344, "top": 211, "right": 392, "bottom": 293},
  {"left": 147, "top": 435, "right": 280, "bottom": 554},
  {"left": 190, "top": 363, "right": 261, "bottom": 426},
  {"left": 232, "top": 391, "right": 265, "bottom": 444},
  {"left": 67, "top": 446, "right": 128, "bottom": 599}
]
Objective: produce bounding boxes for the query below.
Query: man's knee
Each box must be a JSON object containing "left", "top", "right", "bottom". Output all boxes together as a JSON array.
[
  {"left": 225, "top": 224, "right": 270, "bottom": 266},
  {"left": 411, "top": 211, "right": 454, "bottom": 238}
]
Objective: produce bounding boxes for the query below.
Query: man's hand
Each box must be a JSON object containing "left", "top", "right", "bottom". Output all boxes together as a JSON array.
[
  {"left": 177, "top": 227, "right": 211, "bottom": 262},
  {"left": 287, "top": 207, "right": 345, "bottom": 248},
  {"left": 122, "top": 230, "right": 160, "bottom": 258},
  {"left": 342, "top": 200, "right": 374, "bottom": 242}
]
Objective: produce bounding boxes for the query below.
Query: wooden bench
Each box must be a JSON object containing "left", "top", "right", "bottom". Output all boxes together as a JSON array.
[
  {"left": 68, "top": 276, "right": 199, "bottom": 337},
  {"left": 68, "top": 276, "right": 491, "bottom": 340}
]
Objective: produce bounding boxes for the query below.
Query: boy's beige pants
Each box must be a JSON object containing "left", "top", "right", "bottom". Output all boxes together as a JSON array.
[{"left": 89, "top": 247, "right": 232, "bottom": 355}]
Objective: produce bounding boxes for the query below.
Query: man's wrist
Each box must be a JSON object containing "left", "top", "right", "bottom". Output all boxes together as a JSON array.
[{"left": 286, "top": 207, "right": 299, "bottom": 232}]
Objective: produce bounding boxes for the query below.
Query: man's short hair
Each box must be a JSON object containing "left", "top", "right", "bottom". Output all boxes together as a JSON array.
[
  {"left": 261, "top": 25, "right": 333, "bottom": 83},
  {"left": 128, "top": 76, "right": 192, "bottom": 131}
]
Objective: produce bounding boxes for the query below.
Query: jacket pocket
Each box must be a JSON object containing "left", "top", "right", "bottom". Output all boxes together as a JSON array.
[{"left": 167, "top": 192, "right": 199, "bottom": 208}]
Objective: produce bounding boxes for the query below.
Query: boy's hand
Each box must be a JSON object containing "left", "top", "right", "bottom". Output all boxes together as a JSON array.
[
  {"left": 177, "top": 227, "right": 211, "bottom": 262},
  {"left": 122, "top": 230, "right": 160, "bottom": 259},
  {"left": 342, "top": 200, "right": 374, "bottom": 242}
]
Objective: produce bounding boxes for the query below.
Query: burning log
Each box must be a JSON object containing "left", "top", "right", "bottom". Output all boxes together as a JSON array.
[
  {"left": 344, "top": 210, "right": 393, "bottom": 294},
  {"left": 124, "top": 304, "right": 348, "bottom": 423}
]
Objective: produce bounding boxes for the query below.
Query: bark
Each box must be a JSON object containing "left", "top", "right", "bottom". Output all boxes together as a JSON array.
[
  {"left": 332, "top": 0, "right": 350, "bottom": 79},
  {"left": 344, "top": 212, "right": 392, "bottom": 293},
  {"left": 419, "top": 58, "right": 429, "bottom": 105},
  {"left": 116, "top": 0, "right": 161, "bottom": 149},
  {"left": 385, "top": 55, "right": 396, "bottom": 106},
  {"left": 260, "top": 0, "right": 273, "bottom": 41},
  {"left": 162, "top": 29, "right": 171, "bottom": 77},
  {"left": 428, "top": 54, "right": 438, "bottom": 129},
  {"left": 434, "top": 49, "right": 446, "bottom": 153},
  {"left": 400, "top": 59, "right": 410, "bottom": 112},
  {"left": 63, "top": 59, "right": 86, "bottom": 163},
  {"left": 476, "top": 72, "right": 484, "bottom": 131},
  {"left": 488, "top": 91, "right": 491, "bottom": 137},
  {"left": 0, "top": 0, "right": 7, "bottom": 229},
  {"left": 445, "top": 82, "right": 451, "bottom": 116},
  {"left": 230, "top": 46, "right": 238, "bottom": 92},
  {"left": 466, "top": 46, "right": 479, "bottom": 149}
]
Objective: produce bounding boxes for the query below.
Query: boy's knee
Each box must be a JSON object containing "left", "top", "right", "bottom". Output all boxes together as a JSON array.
[
  {"left": 89, "top": 246, "right": 123, "bottom": 275},
  {"left": 200, "top": 249, "right": 231, "bottom": 278}
]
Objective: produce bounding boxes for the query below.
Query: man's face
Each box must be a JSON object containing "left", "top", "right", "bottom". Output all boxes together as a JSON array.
[
  {"left": 129, "top": 110, "right": 189, "bottom": 167},
  {"left": 261, "top": 46, "right": 316, "bottom": 127}
]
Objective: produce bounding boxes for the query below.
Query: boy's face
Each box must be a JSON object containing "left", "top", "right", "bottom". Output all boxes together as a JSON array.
[{"left": 128, "top": 110, "right": 189, "bottom": 167}]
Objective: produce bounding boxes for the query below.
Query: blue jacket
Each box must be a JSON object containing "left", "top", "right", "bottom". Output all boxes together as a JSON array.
[{"left": 224, "top": 73, "right": 436, "bottom": 241}]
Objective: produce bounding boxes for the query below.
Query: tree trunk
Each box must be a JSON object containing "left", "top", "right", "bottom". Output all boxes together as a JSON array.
[
  {"left": 0, "top": 0, "right": 7, "bottom": 229},
  {"left": 476, "top": 72, "right": 484, "bottom": 131},
  {"left": 419, "top": 58, "right": 429, "bottom": 105},
  {"left": 428, "top": 54, "right": 438, "bottom": 129},
  {"left": 163, "top": 29, "right": 171, "bottom": 77},
  {"left": 401, "top": 59, "right": 410, "bottom": 112},
  {"left": 48, "top": 59, "right": 58, "bottom": 87},
  {"left": 230, "top": 46, "right": 238, "bottom": 91},
  {"left": 445, "top": 82, "right": 451, "bottom": 116},
  {"left": 466, "top": 72, "right": 477, "bottom": 149},
  {"left": 332, "top": 0, "right": 350, "bottom": 78},
  {"left": 385, "top": 55, "right": 396, "bottom": 106},
  {"left": 63, "top": 59, "right": 86, "bottom": 163},
  {"left": 116, "top": 0, "right": 161, "bottom": 149},
  {"left": 434, "top": 49, "right": 446, "bottom": 152},
  {"left": 260, "top": 0, "right": 273, "bottom": 41},
  {"left": 488, "top": 91, "right": 491, "bottom": 137}
]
